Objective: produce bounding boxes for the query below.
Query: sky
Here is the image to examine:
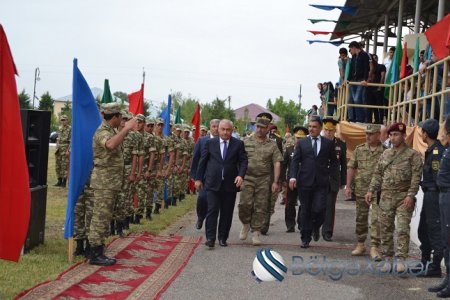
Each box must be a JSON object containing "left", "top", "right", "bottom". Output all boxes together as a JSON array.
[{"left": 1, "top": 0, "right": 346, "bottom": 111}]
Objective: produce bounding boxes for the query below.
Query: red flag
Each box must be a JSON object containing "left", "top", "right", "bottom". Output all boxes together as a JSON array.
[
  {"left": 191, "top": 102, "right": 201, "bottom": 142},
  {"left": 400, "top": 42, "right": 408, "bottom": 79},
  {"left": 0, "top": 25, "right": 31, "bottom": 262},
  {"left": 425, "top": 13, "right": 450, "bottom": 60},
  {"left": 128, "top": 83, "right": 144, "bottom": 115}
]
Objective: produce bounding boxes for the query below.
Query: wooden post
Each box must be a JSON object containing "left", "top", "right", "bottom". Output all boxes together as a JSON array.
[{"left": 68, "top": 237, "right": 74, "bottom": 263}]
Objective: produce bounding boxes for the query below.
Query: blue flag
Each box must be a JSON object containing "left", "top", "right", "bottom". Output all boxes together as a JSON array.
[
  {"left": 160, "top": 94, "right": 172, "bottom": 137},
  {"left": 64, "top": 59, "right": 102, "bottom": 239}
]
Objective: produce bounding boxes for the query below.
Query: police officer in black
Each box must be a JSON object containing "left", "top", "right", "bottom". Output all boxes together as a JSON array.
[
  {"left": 418, "top": 119, "right": 445, "bottom": 277},
  {"left": 429, "top": 115, "right": 450, "bottom": 297},
  {"left": 281, "top": 126, "right": 308, "bottom": 232}
]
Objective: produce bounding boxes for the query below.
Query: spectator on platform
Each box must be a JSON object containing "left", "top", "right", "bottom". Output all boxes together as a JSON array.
[
  {"left": 365, "top": 54, "right": 386, "bottom": 124},
  {"left": 338, "top": 48, "right": 350, "bottom": 85},
  {"left": 383, "top": 46, "right": 395, "bottom": 76}
]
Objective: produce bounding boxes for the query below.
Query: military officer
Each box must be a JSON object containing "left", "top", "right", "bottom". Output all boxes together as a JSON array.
[
  {"left": 239, "top": 113, "right": 283, "bottom": 246},
  {"left": 321, "top": 118, "right": 347, "bottom": 242},
  {"left": 346, "top": 124, "right": 384, "bottom": 261},
  {"left": 55, "top": 114, "right": 71, "bottom": 187},
  {"left": 88, "top": 103, "right": 135, "bottom": 266},
  {"left": 365, "top": 122, "right": 422, "bottom": 272}
]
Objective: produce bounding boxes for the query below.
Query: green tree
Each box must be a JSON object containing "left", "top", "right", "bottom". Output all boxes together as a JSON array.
[
  {"left": 60, "top": 102, "right": 72, "bottom": 122},
  {"left": 113, "top": 91, "right": 128, "bottom": 104},
  {"left": 201, "top": 97, "right": 235, "bottom": 122},
  {"left": 18, "top": 89, "right": 32, "bottom": 109},
  {"left": 266, "top": 96, "right": 307, "bottom": 134},
  {"left": 38, "top": 91, "right": 54, "bottom": 112}
]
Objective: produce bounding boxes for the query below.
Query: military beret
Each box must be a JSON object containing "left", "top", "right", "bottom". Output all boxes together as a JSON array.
[
  {"left": 323, "top": 118, "right": 339, "bottom": 131},
  {"left": 365, "top": 124, "right": 381, "bottom": 134},
  {"left": 293, "top": 126, "right": 308, "bottom": 138},
  {"left": 268, "top": 124, "right": 277, "bottom": 131},
  {"left": 419, "top": 119, "right": 439, "bottom": 137},
  {"left": 136, "top": 114, "right": 146, "bottom": 122},
  {"left": 60, "top": 114, "right": 68, "bottom": 121},
  {"left": 387, "top": 122, "right": 406, "bottom": 134},
  {"left": 102, "top": 103, "right": 121, "bottom": 115},
  {"left": 155, "top": 117, "right": 164, "bottom": 125}
]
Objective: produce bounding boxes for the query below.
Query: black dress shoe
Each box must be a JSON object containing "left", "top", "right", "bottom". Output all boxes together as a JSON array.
[
  {"left": 219, "top": 240, "right": 228, "bottom": 247},
  {"left": 312, "top": 228, "right": 320, "bottom": 242},
  {"left": 286, "top": 228, "right": 295, "bottom": 233},
  {"left": 323, "top": 234, "right": 332, "bottom": 242},
  {"left": 300, "top": 241, "right": 310, "bottom": 249},
  {"left": 205, "top": 240, "right": 215, "bottom": 248},
  {"left": 195, "top": 220, "right": 203, "bottom": 230}
]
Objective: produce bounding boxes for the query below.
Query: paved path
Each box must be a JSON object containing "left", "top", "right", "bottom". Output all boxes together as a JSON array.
[{"left": 161, "top": 192, "right": 438, "bottom": 300}]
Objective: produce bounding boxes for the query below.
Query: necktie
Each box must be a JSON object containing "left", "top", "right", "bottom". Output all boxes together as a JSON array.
[
  {"left": 312, "top": 137, "right": 318, "bottom": 157},
  {"left": 223, "top": 140, "right": 228, "bottom": 159}
]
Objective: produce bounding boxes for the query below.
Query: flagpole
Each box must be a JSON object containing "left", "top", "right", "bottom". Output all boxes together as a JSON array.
[{"left": 68, "top": 238, "right": 74, "bottom": 263}]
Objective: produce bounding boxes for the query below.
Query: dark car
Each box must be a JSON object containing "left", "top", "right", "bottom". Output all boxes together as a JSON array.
[{"left": 49, "top": 132, "right": 58, "bottom": 143}]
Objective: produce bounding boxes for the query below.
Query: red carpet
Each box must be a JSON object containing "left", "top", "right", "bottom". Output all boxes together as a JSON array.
[{"left": 16, "top": 233, "right": 202, "bottom": 299}]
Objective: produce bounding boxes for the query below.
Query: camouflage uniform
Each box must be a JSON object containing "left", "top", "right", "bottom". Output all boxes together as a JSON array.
[
  {"left": 55, "top": 124, "right": 71, "bottom": 180},
  {"left": 172, "top": 130, "right": 184, "bottom": 204},
  {"left": 152, "top": 134, "right": 166, "bottom": 208},
  {"left": 348, "top": 142, "right": 385, "bottom": 247},
  {"left": 183, "top": 134, "right": 194, "bottom": 195},
  {"left": 239, "top": 136, "right": 283, "bottom": 231},
  {"left": 135, "top": 131, "right": 153, "bottom": 216},
  {"left": 162, "top": 135, "right": 176, "bottom": 207},
  {"left": 73, "top": 178, "right": 94, "bottom": 241},
  {"left": 368, "top": 145, "right": 422, "bottom": 259},
  {"left": 88, "top": 120, "right": 124, "bottom": 247}
]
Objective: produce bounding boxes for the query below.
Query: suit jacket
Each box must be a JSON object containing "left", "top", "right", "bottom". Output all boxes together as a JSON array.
[
  {"left": 289, "top": 136, "right": 338, "bottom": 189},
  {"left": 329, "top": 137, "right": 347, "bottom": 192},
  {"left": 195, "top": 136, "right": 248, "bottom": 192},
  {"left": 190, "top": 135, "right": 211, "bottom": 179}
]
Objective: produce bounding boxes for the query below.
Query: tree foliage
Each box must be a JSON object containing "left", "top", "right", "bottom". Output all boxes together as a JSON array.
[
  {"left": 201, "top": 97, "right": 235, "bottom": 123},
  {"left": 266, "top": 96, "right": 307, "bottom": 132},
  {"left": 19, "top": 89, "right": 32, "bottom": 109},
  {"left": 113, "top": 91, "right": 128, "bottom": 104},
  {"left": 39, "top": 91, "right": 54, "bottom": 111}
]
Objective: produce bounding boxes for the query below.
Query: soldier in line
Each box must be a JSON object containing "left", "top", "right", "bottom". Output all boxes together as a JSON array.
[
  {"left": 365, "top": 122, "right": 422, "bottom": 272},
  {"left": 88, "top": 103, "right": 135, "bottom": 266},
  {"left": 144, "top": 118, "right": 158, "bottom": 220},
  {"left": 429, "top": 115, "right": 450, "bottom": 297},
  {"left": 346, "top": 124, "right": 384, "bottom": 261},
  {"left": 54, "top": 114, "right": 71, "bottom": 187},
  {"left": 321, "top": 118, "right": 347, "bottom": 242},
  {"left": 73, "top": 176, "right": 94, "bottom": 257},
  {"left": 171, "top": 124, "right": 184, "bottom": 206},
  {"left": 153, "top": 118, "right": 169, "bottom": 214},
  {"left": 200, "top": 125, "right": 208, "bottom": 137},
  {"left": 239, "top": 113, "right": 283, "bottom": 246},
  {"left": 417, "top": 119, "right": 446, "bottom": 277},
  {"left": 144, "top": 118, "right": 155, "bottom": 134},
  {"left": 281, "top": 126, "right": 308, "bottom": 233},
  {"left": 182, "top": 125, "right": 194, "bottom": 199}
]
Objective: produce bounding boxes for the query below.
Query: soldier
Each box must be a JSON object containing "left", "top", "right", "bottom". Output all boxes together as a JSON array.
[
  {"left": 171, "top": 124, "right": 184, "bottom": 206},
  {"left": 365, "top": 122, "right": 422, "bottom": 272},
  {"left": 322, "top": 118, "right": 347, "bottom": 241},
  {"left": 54, "top": 114, "right": 71, "bottom": 187},
  {"left": 346, "top": 124, "right": 384, "bottom": 261},
  {"left": 144, "top": 118, "right": 155, "bottom": 134},
  {"left": 239, "top": 113, "right": 283, "bottom": 245},
  {"left": 416, "top": 119, "right": 446, "bottom": 277},
  {"left": 200, "top": 125, "right": 208, "bottom": 137},
  {"left": 182, "top": 125, "right": 194, "bottom": 198},
  {"left": 429, "top": 115, "right": 450, "bottom": 297},
  {"left": 73, "top": 176, "right": 94, "bottom": 257},
  {"left": 281, "top": 125, "right": 308, "bottom": 232},
  {"left": 88, "top": 103, "right": 135, "bottom": 266},
  {"left": 153, "top": 118, "right": 169, "bottom": 213}
]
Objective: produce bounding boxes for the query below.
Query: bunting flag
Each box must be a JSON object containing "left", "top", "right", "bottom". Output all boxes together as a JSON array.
[
  {"left": 424, "top": 13, "right": 450, "bottom": 60},
  {"left": 390, "top": 38, "right": 403, "bottom": 84},
  {"left": 160, "top": 94, "right": 172, "bottom": 137},
  {"left": 191, "top": 102, "right": 201, "bottom": 143},
  {"left": 175, "top": 107, "right": 182, "bottom": 124},
  {"left": 0, "top": 24, "right": 31, "bottom": 262},
  {"left": 399, "top": 42, "right": 408, "bottom": 79},
  {"left": 307, "top": 40, "right": 344, "bottom": 47},
  {"left": 308, "top": 19, "right": 350, "bottom": 27},
  {"left": 64, "top": 59, "right": 102, "bottom": 239},
  {"left": 101, "top": 79, "right": 113, "bottom": 103},
  {"left": 128, "top": 83, "right": 144, "bottom": 115},
  {"left": 413, "top": 37, "right": 420, "bottom": 73},
  {"left": 308, "top": 31, "right": 346, "bottom": 38},
  {"left": 309, "top": 4, "right": 358, "bottom": 16}
]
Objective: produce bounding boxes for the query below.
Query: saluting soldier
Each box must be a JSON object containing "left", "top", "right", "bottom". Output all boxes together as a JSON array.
[
  {"left": 365, "top": 122, "right": 422, "bottom": 272},
  {"left": 88, "top": 103, "right": 135, "bottom": 266},
  {"left": 346, "top": 124, "right": 384, "bottom": 261},
  {"left": 322, "top": 118, "right": 347, "bottom": 242},
  {"left": 55, "top": 114, "right": 71, "bottom": 187},
  {"left": 239, "top": 113, "right": 283, "bottom": 245}
]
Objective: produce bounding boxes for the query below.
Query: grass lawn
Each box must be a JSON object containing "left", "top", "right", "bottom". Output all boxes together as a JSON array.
[{"left": 0, "top": 148, "right": 197, "bottom": 299}]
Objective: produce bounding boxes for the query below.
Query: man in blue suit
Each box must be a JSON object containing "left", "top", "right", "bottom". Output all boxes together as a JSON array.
[
  {"left": 195, "top": 119, "right": 248, "bottom": 248},
  {"left": 190, "top": 119, "right": 220, "bottom": 230},
  {"left": 289, "top": 116, "right": 338, "bottom": 248}
]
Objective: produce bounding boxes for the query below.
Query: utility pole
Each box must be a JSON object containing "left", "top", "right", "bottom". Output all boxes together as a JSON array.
[
  {"left": 298, "top": 84, "right": 302, "bottom": 113},
  {"left": 142, "top": 67, "right": 145, "bottom": 85},
  {"left": 33, "top": 67, "right": 40, "bottom": 109},
  {"left": 228, "top": 96, "right": 231, "bottom": 110}
]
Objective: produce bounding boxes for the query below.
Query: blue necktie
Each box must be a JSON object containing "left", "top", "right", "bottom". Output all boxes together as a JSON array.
[
  {"left": 312, "top": 137, "right": 318, "bottom": 157},
  {"left": 223, "top": 140, "right": 228, "bottom": 159}
]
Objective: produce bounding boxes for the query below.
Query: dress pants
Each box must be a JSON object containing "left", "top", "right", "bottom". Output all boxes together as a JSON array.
[
  {"left": 439, "top": 192, "right": 450, "bottom": 269},
  {"left": 196, "top": 188, "right": 208, "bottom": 223},
  {"left": 205, "top": 184, "right": 237, "bottom": 242},
  {"left": 285, "top": 187, "right": 298, "bottom": 231},
  {"left": 322, "top": 190, "right": 339, "bottom": 237},
  {"left": 418, "top": 191, "right": 443, "bottom": 259},
  {"left": 298, "top": 187, "right": 328, "bottom": 243}
]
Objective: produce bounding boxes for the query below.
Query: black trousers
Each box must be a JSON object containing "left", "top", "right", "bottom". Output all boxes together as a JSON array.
[
  {"left": 298, "top": 187, "right": 328, "bottom": 243},
  {"left": 322, "top": 190, "right": 339, "bottom": 237},
  {"left": 439, "top": 192, "right": 450, "bottom": 269},
  {"left": 418, "top": 191, "right": 443, "bottom": 259},
  {"left": 205, "top": 185, "right": 237, "bottom": 242},
  {"left": 285, "top": 187, "right": 299, "bottom": 231},
  {"left": 196, "top": 188, "right": 208, "bottom": 223}
]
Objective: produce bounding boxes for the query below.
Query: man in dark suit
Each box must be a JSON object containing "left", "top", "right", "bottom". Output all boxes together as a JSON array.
[
  {"left": 190, "top": 119, "right": 220, "bottom": 230},
  {"left": 195, "top": 119, "right": 248, "bottom": 248},
  {"left": 289, "top": 117, "right": 337, "bottom": 248}
]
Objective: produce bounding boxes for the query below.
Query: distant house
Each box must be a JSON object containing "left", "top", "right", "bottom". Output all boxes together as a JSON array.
[
  {"left": 53, "top": 87, "right": 104, "bottom": 118},
  {"left": 233, "top": 103, "right": 280, "bottom": 123}
]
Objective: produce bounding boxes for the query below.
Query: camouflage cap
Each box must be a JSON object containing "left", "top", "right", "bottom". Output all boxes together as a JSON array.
[
  {"left": 60, "top": 114, "right": 68, "bottom": 121},
  {"left": 174, "top": 124, "right": 182, "bottom": 131},
  {"left": 365, "top": 124, "right": 381, "bottom": 134},
  {"left": 183, "top": 124, "right": 191, "bottom": 132},
  {"left": 155, "top": 117, "right": 164, "bottom": 125},
  {"left": 146, "top": 118, "right": 155, "bottom": 125},
  {"left": 102, "top": 103, "right": 121, "bottom": 115},
  {"left": 136, "top": 114, "right": 146, "bottom": 122},
  {"left": 120, "top": 110, "right": 131, "bottom": 119},
  {"left": 200, "top": 125, "right": 208, "bottom": 131},
  {"left": 387, "top": 122, "right": 406, "bottom": 134}
]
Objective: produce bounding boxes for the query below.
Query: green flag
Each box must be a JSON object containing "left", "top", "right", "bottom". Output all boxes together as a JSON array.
[
  {"left": 344, "top": 58, "right": 351, "bottom": 81},
  {"left": 384, "top": 38, "right": 402, "bottom": 98},
  {"left": 325, "top": 85, "right": 330, "bottom": 104},
  {"left": 175, "top": 107, "right": 182, "bottom": 124},
  {"left": 413, "top": 37, "right": 420, "bottom": 73},
  {"left": 101, "top": 79, "right": 113, "bottom": 103}
]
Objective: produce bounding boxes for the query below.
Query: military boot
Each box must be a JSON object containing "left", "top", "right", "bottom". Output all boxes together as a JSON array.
[
  {"left": 110, "top": 220, "right": 116, "bottom": 236},
  {"left": 418, "top": 255, "right": 442, "bottom": 278},
  {"left": 172, "top": 197, "right": 177, "bottom": 206},
  {"left": 61, "top": 178, "right": 67, "bottom": 187},
  {"left": 54, "top": 178, "right": 62, "bottom": 187},
  {"left": 252, "top": 231, "right": 261, "bottom": 246},
  {"left": 239, "top": 224, "right": 250, "bottom": 240},
  {"left": 369, "top": 247, "right": 382, "bottom": 261},
  {"left": 164, "top": 201, "right": 169, "bottom": 209},
  {"left": 437, "top": 273, "right": 450, "bottom": 298},
  {"left": 116, "top": 221, "right": 125, "bottom": 238},
  {"left": 89, "top": 246, "right": 116, "bottom": 266},
  {"left": 73, "top": 239, "right": 85, "bottom": 256},
  {"left": 154, "top": 203, "right": 161, "bottom": 214},
  {"left": 84, "top": 240, "right": 91, "bottom": 259},
  {"left": 134, "top": 215, "right": 141, "bottom": 225},
  {"left": 351, "top": 243, "right": 366, "bottom": 256},
  {"left": 123, "top": 216, "right": 130, "bottom": 230},
  {"left": 430, "top": 274, "right": 449, "bottom": 293},
  {"left": 146, "top": 208, "right": 152, "bottom": 220}
]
